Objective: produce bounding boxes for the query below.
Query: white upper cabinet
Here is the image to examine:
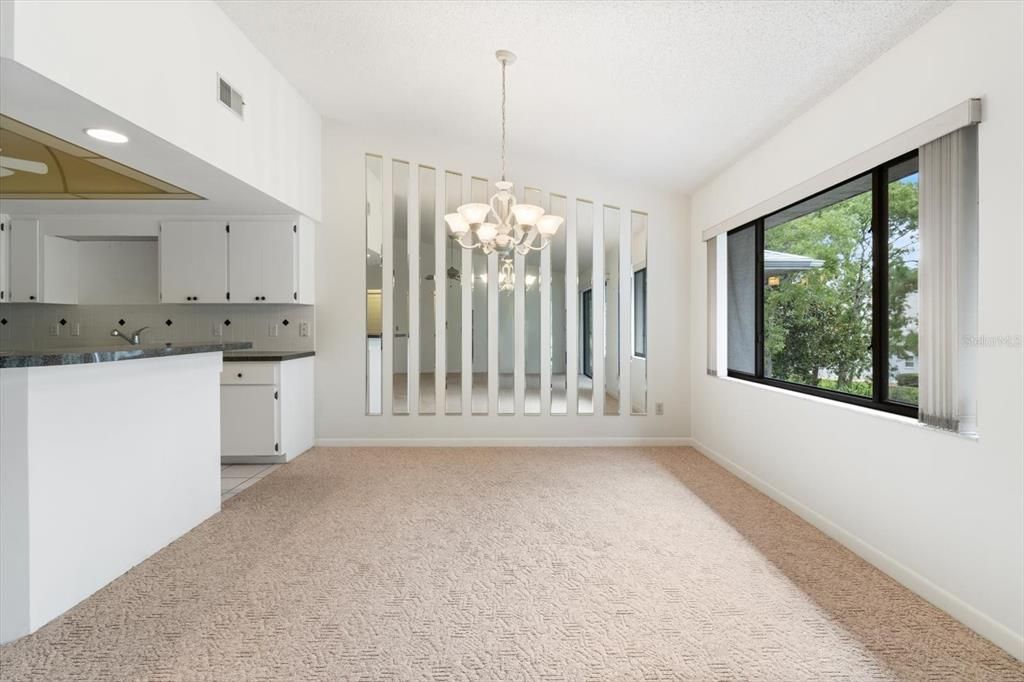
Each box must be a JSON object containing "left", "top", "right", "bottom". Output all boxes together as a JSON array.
[
  {"left": 159, "top": 221, "right": 229, "bottom": 303},
  {"left": 228, "top": 221, "right": 297, "bottom": 303},
  {"left": 9, "top": 219, "right": 40, "bottom": 303}
]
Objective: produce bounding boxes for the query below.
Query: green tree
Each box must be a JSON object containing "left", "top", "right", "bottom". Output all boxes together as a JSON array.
[{"left": 763, "top": 178, "right": 918, "bottom": 397}]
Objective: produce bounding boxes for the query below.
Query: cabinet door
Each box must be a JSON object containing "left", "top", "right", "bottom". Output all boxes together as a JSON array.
[
  {"left": 159, "top": 222, "right": 228, "bottom": 303},
  {"left": 227, "top": 224, "right": 263, "bottom": 303},
  {"left": 41, "top": 236, "right": 78, "bottom": 304},
  {"left": 260, "top": 222, "right": 297, "bottom": 303},
  {"left": 220, "top": 385, "right": 280, "bottom": 456},
  {"left": 9, "top": 219, "right": 40, "bottom": 302},
  {"left": 230, "top": 221, "right": 296, "bottom": 303}
]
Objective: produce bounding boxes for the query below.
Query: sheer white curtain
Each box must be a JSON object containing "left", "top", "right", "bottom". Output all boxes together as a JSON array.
[{"left": 918, "top": 126, "right": 978, "bottom": 433}]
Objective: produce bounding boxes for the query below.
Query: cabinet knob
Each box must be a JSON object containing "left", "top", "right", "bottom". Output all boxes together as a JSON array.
[
  {"left": 237, "top": 372, "right": 243, "bottom": 378},
  {"left": 29, "top": 295, "right": 36, "bottom": 300},
  {"left": 254, "top": 296, "right": 260, "bottom": 301}
]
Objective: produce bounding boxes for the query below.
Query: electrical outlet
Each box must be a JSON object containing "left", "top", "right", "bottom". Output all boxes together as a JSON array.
[
  {"left": 299, "top": 321, "right": 310, "bottom": 337},
  {"left": 48, "top": 322, "right": 60, "bottom": 337},
  {"left": 212, "top": 323, "right": 223, "bottom": 337},
  {"left": 268, "top": 323, "right": 279, "bottom": 338},
  {"left": 655, "top": 402, "right": 664, "bottom": 416},
  {"left": 70, "top": 322, "right": 81, "bottom": 337}
]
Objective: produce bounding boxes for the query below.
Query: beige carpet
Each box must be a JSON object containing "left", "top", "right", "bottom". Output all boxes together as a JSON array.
[{"left": 1, "top": 447, "right": 1020, "bottom": 681}]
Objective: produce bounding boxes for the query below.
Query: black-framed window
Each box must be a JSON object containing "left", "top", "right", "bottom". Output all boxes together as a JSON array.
[
  {"left": 633, "top": 268, "right": 647, "bottom": 358},
  {"left": 726, "top": 151, "right": 919, "bottom": 417}
]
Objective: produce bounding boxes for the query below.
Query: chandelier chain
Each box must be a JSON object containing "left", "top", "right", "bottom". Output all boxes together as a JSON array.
[{"left": 500, "top": 58, "right": 507, "bottom": 182}]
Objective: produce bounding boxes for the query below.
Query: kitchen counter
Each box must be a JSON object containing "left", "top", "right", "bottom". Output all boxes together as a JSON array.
[
  {"left": 0, "top": 342, "right": 253, "bottom": 369},
  {"left": 223, "top": 350, "right": 315, "bottom": 362},
  {"left": 1, "top": 345, "right": 237, "bottom": 643}
]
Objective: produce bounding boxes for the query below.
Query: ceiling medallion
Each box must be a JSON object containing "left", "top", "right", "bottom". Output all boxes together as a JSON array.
[{"left": 444, "top": 50, "right": 563, "bottom": 256}]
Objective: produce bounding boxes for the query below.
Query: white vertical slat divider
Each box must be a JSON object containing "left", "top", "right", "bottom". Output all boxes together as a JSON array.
[
  {"left": 434, "top": 169, "right": 446, "bottom": 416},
  {"left": 461, "top": 174, "right": 473, "bottom": 415},
  {"left": 407, "top": 163, "right": 419, "bottom": 415},
  {"left": 381, "top": 158, "right": 394, "bottom": 414}
]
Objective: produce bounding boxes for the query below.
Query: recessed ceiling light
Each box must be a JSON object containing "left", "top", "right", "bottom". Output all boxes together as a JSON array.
[{"left": 84, "top": 128, "right": 129, "bottom": 144}]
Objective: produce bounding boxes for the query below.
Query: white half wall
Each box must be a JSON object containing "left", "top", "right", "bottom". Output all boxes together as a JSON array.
[
  {"left": 5, "top": 0, "right": 322, "bottom": 220},
  {"left": 689, "top": 0, "right": 1023, "bottom": 658},
  {"left": 317, "top": 122, "right": 690, "bottom": 442}
]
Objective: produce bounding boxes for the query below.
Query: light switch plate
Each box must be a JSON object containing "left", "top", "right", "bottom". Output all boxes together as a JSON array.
[
  {"left": 299, "top": 321, "right": 310, "bottom": 337},
  {"left": 212, "top": 323, "right": 223, "bottom": 337},
  {"left": 268, "top": 323, "right": 279, "bottom": 337},
  {"left": 70, "top": 322, "right": 81, "bottom": 337},
  {"left": 48, "top": 322, "right": 60, "bottom": 337},
  {"left": 655, "top": 402, "right": 664, "bottom": 416}
]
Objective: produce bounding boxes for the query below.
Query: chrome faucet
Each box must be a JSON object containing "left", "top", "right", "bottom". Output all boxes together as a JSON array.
[{"left": 111, "top": 326, "right": 149, "bottom": 345}]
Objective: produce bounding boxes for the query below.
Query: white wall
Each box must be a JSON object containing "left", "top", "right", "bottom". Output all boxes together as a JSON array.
[
  {"left": 689, "top": 0, "right": 1023, "bottom": 658},
  {"left": 6, "top": 0, "right": 322, "bottom": 220},
  {"left": 317, "top": 122, "right": 690, "bottom": 443}
]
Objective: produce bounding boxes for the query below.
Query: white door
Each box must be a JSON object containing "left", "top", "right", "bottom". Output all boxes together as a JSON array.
[
  {"left": 159, "top": 221, "right": 228, "bottom": 303},
  {"left": 221, "top": 385, "right": 280, "bottom": 456},
  {"left": 227, "top": 224, "right": 263, "bottom": 303},
  {"left": 9, "top": 219, "right": 40, "bottom": 302}
]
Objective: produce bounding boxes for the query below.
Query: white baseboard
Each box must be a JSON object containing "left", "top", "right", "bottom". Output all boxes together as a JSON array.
[
  {"left": 689, "top": 439, "right": 1024, "bottom": 662},
  {"left": 315, "top": 437, "right": 695, "bottom": 448}
]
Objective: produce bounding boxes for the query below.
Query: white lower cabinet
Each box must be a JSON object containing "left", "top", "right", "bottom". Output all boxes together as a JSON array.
[{"left": 220, "top": 356, "right": 314, "bottom": 463}]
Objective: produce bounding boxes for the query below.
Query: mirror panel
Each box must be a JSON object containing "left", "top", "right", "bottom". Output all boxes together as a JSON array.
[
  {"left": 576, "top": 199, "right": 595, "bottom": 415},
  {"left": 523, "top": 187, "right": 543, "bottom": 415},
  {"left": 392, "top": 160, "right": 410, "bottom": 415},
  {"left": 549, "top": 194, "right": 568, "bottom": 415},
  {"left": 498, "top": 252, "right": 514, "bottom": 414},
  {"left": 418, "top": 165, "right": 436, "bottom": 414},
  {"left": 603, "top": 206, "right": 621, "bottom": 415},
  {"left": 470, "top": 177, "right": 490, "bottom": 414},
  {"left": 444, "top": 171, "right": 463, "bottom": 414},
  {"left": 365, "top": 154, "right": 383, "bottom": 415},
  {"left": 631, "top": 211, "right": 648, "bottom": 415}
]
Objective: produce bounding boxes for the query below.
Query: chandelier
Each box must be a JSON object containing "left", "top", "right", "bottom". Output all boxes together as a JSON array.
[{"left": 444, "top": 50, "right": 563, "bottom": 256}]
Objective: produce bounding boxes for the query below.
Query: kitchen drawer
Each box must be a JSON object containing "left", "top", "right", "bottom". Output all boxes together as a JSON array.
[{"left": 220, "top": 362, "right": 278, "bottom": 385}]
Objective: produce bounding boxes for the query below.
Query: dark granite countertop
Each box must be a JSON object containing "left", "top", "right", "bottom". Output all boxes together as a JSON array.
[
  {"left": 223, "top": 350, "right": 315, "bottom": 362},
  {"left": 0, "top": 342, "right": 253, "bottom": 369}
]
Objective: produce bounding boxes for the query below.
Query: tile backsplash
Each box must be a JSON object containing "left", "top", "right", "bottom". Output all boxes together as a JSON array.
[{"left": 0, "top": 303, "right": 315, "bottom": 352}]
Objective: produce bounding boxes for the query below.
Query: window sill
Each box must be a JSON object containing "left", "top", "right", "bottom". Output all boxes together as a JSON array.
[{"left": 711, "top": 373, "right": 979, "bottom": 442}]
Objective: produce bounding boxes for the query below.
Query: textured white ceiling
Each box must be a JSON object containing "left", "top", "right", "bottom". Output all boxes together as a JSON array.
[{"left": 218, "top": 0, "right": 949, "bottom": 193}]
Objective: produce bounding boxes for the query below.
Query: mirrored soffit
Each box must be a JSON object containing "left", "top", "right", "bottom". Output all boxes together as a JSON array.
[{"left": 0, "top": 116, "right": 201, "bottom": 200}]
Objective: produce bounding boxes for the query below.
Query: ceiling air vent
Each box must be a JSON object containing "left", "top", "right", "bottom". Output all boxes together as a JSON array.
[{"left": 217, "top": 75, "right": 244, "bottom": 118}]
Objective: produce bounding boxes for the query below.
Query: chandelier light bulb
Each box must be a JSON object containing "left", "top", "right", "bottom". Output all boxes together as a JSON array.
[
  {"left": 444, "top": 213, "right": 470, "bottom": 235},
  {"left": 477, "top": 222, "right": 499, "bottom": 243},
  {"left": 457, "top": 203, "right": 492, "bottom": 225},
  {"left": 511, "top": 204, "right": 545, "bottom": 227},
  {"left": 536, "top": 215, "right": 564, "bottom": 236}
]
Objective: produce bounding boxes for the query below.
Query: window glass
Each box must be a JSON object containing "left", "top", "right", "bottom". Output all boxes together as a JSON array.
[
  {"left": 727, "top": 225, "right": 756, "bottom": 374},
  {"left": 887, "top": 157, "right": 919, "bottom": 406},
  {"left": 763, "top": 175, "right": 873, "bottom": 397}
]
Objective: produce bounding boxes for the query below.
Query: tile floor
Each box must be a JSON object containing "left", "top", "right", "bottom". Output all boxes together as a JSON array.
[{"left": 221, "top": 463, "right": 281, "bottom": 502}]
